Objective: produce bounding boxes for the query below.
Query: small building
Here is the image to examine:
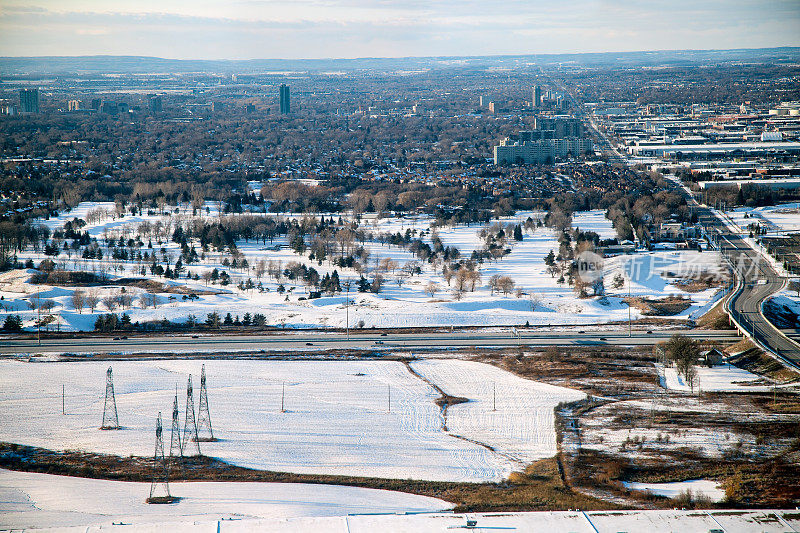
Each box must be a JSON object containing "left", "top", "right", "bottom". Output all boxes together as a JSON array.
[{"left": 701, "top": 348, "right": 727, "bottom": 367}]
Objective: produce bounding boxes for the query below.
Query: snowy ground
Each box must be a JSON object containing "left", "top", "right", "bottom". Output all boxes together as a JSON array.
[
  {"left": 659, "top": 363, "right": 773, "bottom": 393},
  {"left": 580, "top": 396, "right": 797, "bottom": 461},
  {"left": 0, "top": 359, "right": 581, "bottom": 483},
  {"left": 4, "top": 204, "right": 726, "bottom": 331},
  {"left": 766, "top": 290, "right": 800, "bottom": 328},
  {"left": 572, "top": 209, "right": 618, "bottom": 240},
  {"left": 0, "top": 468, "right": 451, "bottom": 531},
  {"left": 622, "top": 479, "right": 725, "bottom": 502},
  {"left": 410, "top": 360, "right": 584, "bottom": 467},
  {"left": 6, "top": 491, "right": 799, "bottom": 533},
  {"left": 727, "top": 202, "right": 800, "bottom": 233}
]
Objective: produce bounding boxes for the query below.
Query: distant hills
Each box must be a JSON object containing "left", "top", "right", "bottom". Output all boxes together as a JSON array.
[{"left": 2, "top": 48, "right": 799, "bottom": 75}]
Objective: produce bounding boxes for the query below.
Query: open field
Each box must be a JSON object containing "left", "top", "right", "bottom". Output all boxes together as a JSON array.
[
  {"left": 0, "top": 468, "right": 451, "bottom": 531},
  {"left": 0, "top": 358, "right": 582, "bottom": 483},
  {"left": 474, "top": 345, "right": 800, "bottom": 508}
]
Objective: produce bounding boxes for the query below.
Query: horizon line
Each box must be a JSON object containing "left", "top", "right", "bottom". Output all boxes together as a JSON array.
[{"left": 2, "top": 45, "right": 799, "bottom": 63}]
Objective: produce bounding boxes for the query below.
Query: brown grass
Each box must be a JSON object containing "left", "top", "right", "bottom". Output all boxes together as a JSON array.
[
  {"left": 0, "top": 442, "right": 617, "bottom": 512},
  {"left": 624, "top": 296, "right": 692, "bottom": 316}
]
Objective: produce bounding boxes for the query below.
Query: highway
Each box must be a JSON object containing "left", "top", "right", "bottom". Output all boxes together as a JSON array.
[
  {"left": 581, "top": 99, "right": 800, "bottom": 369},
  {"left": 573, "top": 84, "right": 800, "bottom": 371},
  {"left": 677, "top": 184, "right": 800, "bottom": 369},
  {"left": 0, "top": 329, "right": 741, "bottom": 356}
]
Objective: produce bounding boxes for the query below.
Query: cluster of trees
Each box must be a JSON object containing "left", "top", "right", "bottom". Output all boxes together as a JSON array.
[
  {"left": 572, "top": 63, "right": 800, "bottom": 105},
  {"left": 658, "top": 334, "right": 702, "bottom": 392},
  {"left": 93, "top": 310, "right": 271, "bottom": 332}
]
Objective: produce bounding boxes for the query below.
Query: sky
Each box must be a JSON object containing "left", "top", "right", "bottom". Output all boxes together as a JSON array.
[{"left": 1, "top": 0, "right": 799, "bottom": 59}]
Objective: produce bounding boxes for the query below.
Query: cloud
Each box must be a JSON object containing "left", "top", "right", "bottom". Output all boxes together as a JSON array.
[{"left": 0, "top": 0, "right": 798, "bottom": 59}]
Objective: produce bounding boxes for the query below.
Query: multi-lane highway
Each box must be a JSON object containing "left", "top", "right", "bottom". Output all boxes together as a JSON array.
[
  {"left": 678, "top": 184, "right": 800, "bottom": 369},
  {"left": 0, "top": 329, "right": 741, "bottom": 356},
  {"left": 585, "top": 111, "right": 800, "bottom": 369}
]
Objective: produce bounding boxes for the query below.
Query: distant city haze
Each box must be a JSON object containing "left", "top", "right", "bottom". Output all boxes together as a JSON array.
[{"left": 1, "top": 0, "right": 799, "bottom": 59}]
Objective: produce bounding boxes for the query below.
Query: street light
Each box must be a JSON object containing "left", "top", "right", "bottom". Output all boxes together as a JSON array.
[
  {"left": 343, "top": 279, "right": 351, "bottom": 341},
  {"left": 627, "top": 272, "right": 632, "bottom": 338}
]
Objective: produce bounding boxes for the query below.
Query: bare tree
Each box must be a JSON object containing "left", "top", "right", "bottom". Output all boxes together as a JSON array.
[
  {"left": 425, "top": 282, "right": 439, "bottom": 298},
  {"left": 685, "top": 365, "right": 698, "bottom": 394},
  {"left": 118, "top": 292, "right": 134, "bottom": 310},
  {"left": 39, "top": 299, "right": 57, "bottom": 314},
  {"left": 84, "top": 290, "right": 100, "bottom": 313},
  {"left": 71, "top": 290, "right": 85, "bottom": 313},
  {"left": 489, "top": 274, "right": 502, "bottom": 295},
  {"left": 102, "top": 295, "right": 118, "bottom": 311},
  {"left": 255, "top": 259, "right": 267, "bottom": 279},
  {"left": 466, "top": 270, "right": 481, "bottom": 292},
  {"left": 139, "top": 293, "right": 159, "bottom": 309},
  {"left": 528, "top": 293, "right": 541, "bottom": 312},
  {"left": 497, "top": 275, "right": 515, "bottom": 295}
]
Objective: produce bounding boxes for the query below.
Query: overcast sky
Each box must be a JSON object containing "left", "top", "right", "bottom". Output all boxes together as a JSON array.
[{"left": 1, "top": 0, "right": 799, "bottom": 59}]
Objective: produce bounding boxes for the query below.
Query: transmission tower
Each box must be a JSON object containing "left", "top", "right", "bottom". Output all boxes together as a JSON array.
[
  {"left": 182, "top": 376, "right": 201, "bottom": 455},
  {"left": 169, "top": 387, "right": 183, "bottom": 458},
  {"left": 100, "top": 367, "right": 119, "bottom": 430},
  {"left": 196, "top": 364, "right": 215, "bottom": 441},
  {"left": 147, "top": 412, "right": 174, "bottom": 504}
]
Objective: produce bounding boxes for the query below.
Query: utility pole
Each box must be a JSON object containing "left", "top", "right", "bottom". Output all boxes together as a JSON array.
[
  {"left": 388, "top": 385, "right": 391, "bottom": 413},
  {"left": 628, "top": 273, "right": 632, "bottom": 337},
  {"left": 492, "top": 382, "right": 496, "bottom": 412},
  {"left": 62, "top": 384, "right": 65, "bottom": 415},
  {"left": 281, "top": 381, "right": 285, "bottom": 413},
  {"left": 344, "top": 280, "right": 351, "bottom": 341}
]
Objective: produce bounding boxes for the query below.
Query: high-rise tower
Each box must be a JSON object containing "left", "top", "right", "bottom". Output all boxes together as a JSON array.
[
  {"left": 279, "top": 84, "right": 290, "bottom": 114},
  {"left": 20, "top": 89, "right": 39, "bottom": 113}
]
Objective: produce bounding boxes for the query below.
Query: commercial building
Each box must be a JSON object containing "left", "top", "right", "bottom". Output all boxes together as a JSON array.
[
  {"left": 279, "top": 84, "right": 290, "bottom": 114},
  {"left": 627, "top": 141, "right": 800, "bottom": 159},
  {"left": 68, "top": 100, "right": 81, "bottom": 112},
  {"left": 19, "top": 89, "right": 39, "bottom": 113}
]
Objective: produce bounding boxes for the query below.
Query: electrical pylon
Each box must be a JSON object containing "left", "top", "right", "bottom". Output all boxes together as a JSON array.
[
  {"left": 196, "top": 364, "right": 215, "bottom": 441},
  {"left": 100, "top": 367, "right": 119, "bottom": 429},
  {"left": 169, "top": 387, "right": 183, "bottom": 458},
  {"left": 147, "top": 412, "right": 174, "bottom": 503},
  {"left": 182, "top": 376, "right": 201, "bottom": 455}
]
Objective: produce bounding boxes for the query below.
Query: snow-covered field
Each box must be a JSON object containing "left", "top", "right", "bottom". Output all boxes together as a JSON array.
[
  {"left": 0, "top": 468, "right": 451, "bottom": 531},
  {"left": 410, "top": 360, "right": 584, "bottom": 467},
  {"left": 572, "top": 209, "right": 618, "bottom": 240},
  {"left": 622, "top": 479, "right": 725, "bottom": 502},
  {"left": 728, "top": 202, "right": 800, "bottom": 233},
  {"left": 3, "top": 203, "right": 725, "bottom": 331},
  {"left": 659, "top": 363, "right": 771, "bottom": 393},
  {"left": 0, "top": 359, "right": 581, "bottom": 483},
  {"left": 6, "top": 480, "right": 797, "bottom": 533}
]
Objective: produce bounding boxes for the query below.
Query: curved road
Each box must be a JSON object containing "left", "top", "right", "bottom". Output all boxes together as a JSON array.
[{"left": 683, "top": 189, "right": 800, "bottom": 369}]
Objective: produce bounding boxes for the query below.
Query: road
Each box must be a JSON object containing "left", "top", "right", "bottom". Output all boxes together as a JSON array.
[
  {"left": 0, "top": 329, "right": 741, "bottom": 356},
  {"left": 677, "top": 184, "right": 800, "bottom": 369},
  {"left": 579, "top": 99, "right": 800, "bottom": 369}
]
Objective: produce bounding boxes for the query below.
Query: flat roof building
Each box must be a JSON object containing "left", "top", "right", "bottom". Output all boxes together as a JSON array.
[{"left": 20, "top": 89, "right": 39, "bottom": 113}]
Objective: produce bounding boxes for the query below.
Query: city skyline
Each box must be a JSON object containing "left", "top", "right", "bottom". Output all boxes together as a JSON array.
[{"left": 1, "top": 0, "right": 799, "bottom": 60}]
